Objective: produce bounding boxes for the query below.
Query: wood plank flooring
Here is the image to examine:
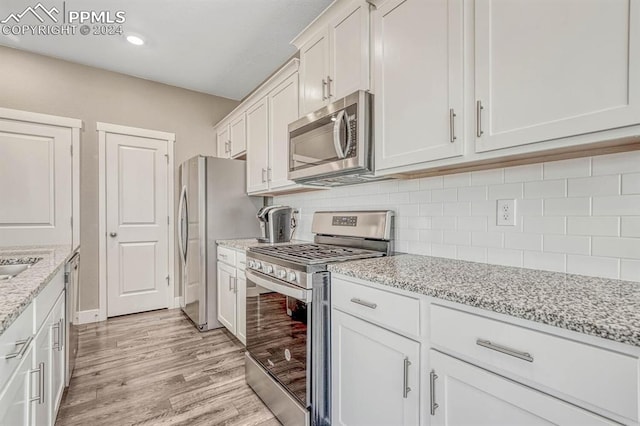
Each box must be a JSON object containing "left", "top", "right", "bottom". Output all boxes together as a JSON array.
[{"left": 55, "top": 309, "right": 280, "bottom": 426}]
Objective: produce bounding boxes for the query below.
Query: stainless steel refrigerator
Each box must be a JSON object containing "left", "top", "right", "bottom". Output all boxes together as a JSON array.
[{"left": 178, "top": 156, "right": 262, "bottom": 331}]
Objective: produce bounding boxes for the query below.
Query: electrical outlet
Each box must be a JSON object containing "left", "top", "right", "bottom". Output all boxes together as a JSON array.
[{"left": 496, "top": 199, "right": 516, "bottom": 226}]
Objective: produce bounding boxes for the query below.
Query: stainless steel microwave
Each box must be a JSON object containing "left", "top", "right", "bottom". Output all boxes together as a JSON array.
[{"left": 288, "top": 90, "right": 375, "bottom": 186}]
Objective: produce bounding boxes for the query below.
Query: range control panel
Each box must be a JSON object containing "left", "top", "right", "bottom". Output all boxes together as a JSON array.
[{"left": 332, "top": 215, "right": 358, "bottom": 227}]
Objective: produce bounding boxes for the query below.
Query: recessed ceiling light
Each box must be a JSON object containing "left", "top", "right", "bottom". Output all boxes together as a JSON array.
[{"left": 126, "top": 35, "right": 144, "bottom": 46}]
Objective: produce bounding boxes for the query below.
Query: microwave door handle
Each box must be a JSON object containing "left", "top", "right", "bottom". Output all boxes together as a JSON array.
[{"left": 332, "top": 110, "right": 347, "bottom": 159}]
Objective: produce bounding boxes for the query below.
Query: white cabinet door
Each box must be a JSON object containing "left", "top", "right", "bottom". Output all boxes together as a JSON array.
[
  {"left": 332, "top": 310, "right": 420, "bottom": 426},
  {"left": 0, "top": 120, "right": 72, "bottom": 246},
  {"left": 329, "top": 0, "right": 370, "bottom": 100},
  {"left": 429, "top": 350, "right": 617, "bottom": 425},
  {"left": 50, "top": 293, "right": 65, "bottom": 417},
  {"left": 373, "top": 0, "right": 464, "bottom": 172},
  {"left": 268, "top": 73, "right": 299, "bottom": 190},
  {"left": 0, "top": 344, "right": 32, "bottom": 426},
  {"left": 236, "top": 272, "right": 247, "bottom": 346},
  {"left": 216, "top": 124, "right": 230, "bottom": 158},
  {"left": 475, "top": 0, "right": 640, "bottom": 152},
  {"left": 229, "top": 114, "right": 246, "bottom": 157},
  {"left": 300, "top": 28, "right": 330, "bottom": 115},
  {"left": 217, "top": 261, "right": 237, "bottom": 335},
  {"left": 246, "top": 97, "right": 270, "bottom": 193}
]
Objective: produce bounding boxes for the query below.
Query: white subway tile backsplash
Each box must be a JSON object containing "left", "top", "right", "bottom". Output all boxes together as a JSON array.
[
  {"left": 622, "top": 173, "right": 640, "bottom": 194},
  {"left": 505, "top": 233, "right": 543, "bottom": 251},
  {"left": 543, "top": 157, "right": 591, "bottom": 179},
  {"left": 567, "top": 255, "right": 619, "bottom": 279},
  {"left": 523, "top": 216, "right": 566, "bottom": 234},
  {"left": 592, "top": 150, "right": 640, "bottom": 175},
  {"left": 504, "top": 164, "right": 543, "bottom": 183},
  {"left": 471, "top": 169, "right": 504, "bottom": 186},
  {"left": 568, "top": 175, "right": 620, "bottom": 197},
  {"left": 488, "top": 183, "right": 523, "bottom": 199},
  {"left": 592, "top": 195, "right": 640, "bottom": 216},
  {"left": 523, "top": 251, "right": 566, "bottom": 273},
  {"left": 621, "top": 260, "right": 640, "bottom": 282},
  {"left": 488, "top": 248, "right": 523, "bottom": 267},
  {"left": 567, "top": 217, "right": 619, "bottom": 237},
  {"left": 275, "top": 151, "right": 640, "bottom": 282},
  {"left": 524, "top": 180, "right": 566, "bottom": 199},
  {"left": 592, "top": 237, "right": 640, "bottom": 259},
  {"left": 544, "top": 198, "right": 590, "bottom": 216},
  {"left": 621, "top": 217, "right": 640, "bottom": 238},
  {"left": 443, "top": 172, "right": 471, "bottom": 188},
  {"left": 543, "top": 235, "right": 590, "bottom": 255}
]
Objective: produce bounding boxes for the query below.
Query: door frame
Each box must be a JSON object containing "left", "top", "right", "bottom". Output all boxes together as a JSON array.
[{"left": 97, "top": 122, "right": 176, "bottom": 321}]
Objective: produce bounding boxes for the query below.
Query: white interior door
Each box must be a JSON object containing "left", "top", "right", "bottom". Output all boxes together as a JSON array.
[{"left": 106, "top": 132, "right": 169, "bottom": 317}]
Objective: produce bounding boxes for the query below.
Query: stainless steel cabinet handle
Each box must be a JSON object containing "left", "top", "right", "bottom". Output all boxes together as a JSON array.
[
  {"left": 5, "top": 336, "right": 33, "bottom": 359},
  {"left": 233, "top": 277, "right": 238, "bottom": 293},
  {"left": 261, "top": 168, "right": 267, "bottom": 183},
  {"left": 109, "top": 232, "right": 117, "bottom": 238},
  {"left": 402, "top": 357, "right": 411, "bottom": 398},
  {"left": 322, "top": 79, "right": 328, "bottom": 101},
  {"left": 449, "top": 108, "right": 457, "bottom": 143},
  {"left": 30, "top": 362, "right": 45, "bottom": 404},
  {"left": 58, "top": 318, "right": 64, "bottom": 351},
  {"left": 228, "top": 275, "right": 234, "bottom": 291},
  {"left": 52, "top": 321, "right": 61, "bottom": 351},
  {"left": 227, "top": 140, "right": 232, "bottom": 153},
  {"left": 267, "top": 168, "right": 272, "bottom": 182},
  {"left": 476, "top": 100, "right": 484, "bottom": 137},
  {"left": 350, "top": 298, "right": 377, "bottom": 309},
  {"left": 430, "top": 370, "right": 439, "bottom": 415},
  {"left": 327, "top": 76, "right": 333, "bottom": 98},
  {"left": 476, "top": 339, "right": 533, "bottom": 362}
]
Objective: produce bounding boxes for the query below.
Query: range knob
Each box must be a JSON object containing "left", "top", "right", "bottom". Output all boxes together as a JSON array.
[
  {"left": 248, "top": 260, "right": 255, "bottom": 269},
  {"left": 264, "top": 265, "right": 274, "bottom": 274},
  {"left": 287, "top": 272, "right": 297, "bottom": 282},
  {"left": 276, "top": 269, "right": 287, "bottom": 279},
  {"left": 254, "top": 262, "right": 262, "bottom": 270}
]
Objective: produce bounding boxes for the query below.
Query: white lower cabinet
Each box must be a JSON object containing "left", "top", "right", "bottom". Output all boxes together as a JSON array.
[
  {"left": 236, "top": 270, "right": 247, "bottom": 345},
  {"left": 0, "top": 343, "right": 33, "bottom": 426},
  {"left": 216, "top": 246, "right": 248, "bottom": 345},
  {"left": 429, "top": 350, "right": 616, "bottom": 425},
  {"left": 332, "top": 309, "right": 420, "bottom": 426},
  {"left": 217, "top": 261, "right": 237, "bottom": 335}
]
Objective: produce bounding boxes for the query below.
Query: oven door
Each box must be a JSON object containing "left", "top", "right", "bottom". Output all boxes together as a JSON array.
[{"left": 246, "top": 269, "right": 312, "bottom": 408}]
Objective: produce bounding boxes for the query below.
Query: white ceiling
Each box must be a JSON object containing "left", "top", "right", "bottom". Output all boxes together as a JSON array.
[{"left": 0, "top": 0, "right": 332, "bottom": 100}]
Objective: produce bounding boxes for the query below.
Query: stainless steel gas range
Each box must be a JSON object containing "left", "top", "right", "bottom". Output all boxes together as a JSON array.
[{"left": 245, "top": 211, "right": 394, "bottom": 426}]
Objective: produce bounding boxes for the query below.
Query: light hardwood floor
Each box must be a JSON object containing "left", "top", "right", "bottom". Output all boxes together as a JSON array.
[{"left": 55, "top": 309, "right": 280, "bottom": 426}]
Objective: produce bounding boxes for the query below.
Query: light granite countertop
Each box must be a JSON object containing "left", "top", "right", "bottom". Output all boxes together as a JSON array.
[
  {"left": 328, "top": 254, "right": 640, "bottom": 347},
  {"left": 0, "top": 245, "right": 75, "bottom": 336},
  {"left": 216, "top": 238, "right": 310, "bottom": 251}
]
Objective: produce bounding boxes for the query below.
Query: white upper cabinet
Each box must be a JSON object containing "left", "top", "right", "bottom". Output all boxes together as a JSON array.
[
  {"left": 373, "top": 0, "right": 464, "bottom": 171},
  {"left": 246, "top": 97, "right": 270, "bottom": 194},
  {"left": 268, "top": 73, "right": 299, "bottom": 190},
  {"left": 216, "top": 122, "right": 230, "bottom": 158},
  {"left": 296, "top": 0, "right": 370, "bottom": 115},
  {"left": 475, "top": 0, "right": 640, "bottom": 152},
  {"left": 229, "top": 114, "right": 247, "bottom": 158}
]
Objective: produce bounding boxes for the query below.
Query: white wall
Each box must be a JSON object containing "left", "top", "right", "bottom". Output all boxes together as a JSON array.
[{"left": 275, "top": 152, "right": 640, "bottom": 282}]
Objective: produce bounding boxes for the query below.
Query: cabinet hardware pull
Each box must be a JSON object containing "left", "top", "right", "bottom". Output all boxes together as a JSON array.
[
  {"left": 350, "top": 297, "right": 377, "bottom": 309},
  {"left": 327, "top": 76, "right": 333, "bottom": 98},
  {"left": 322, "top": 79, "right": 328, "bottom": 101},
  {"left": 59, "top": 318, "right": 64, "bottom": 351},
  {"left": 233, "top": 277, "right": 238, "bottom": 293},
  {"left": 476, "top": 339, "right": 533, "bottom": 362},
  {"left": 5, "top": 336, "right": 33, "bottom": 359},
  {"left": 476, "top": 100, "right": 484, "bottom": 137},
  {"left": 229, "top": 275, "right": 234, "bottom": 291},
  {"left": 52, "top": 321, "right": 61, "bottom": 351},
  {"left": 30, "top": 362, "right": 45, "bottom": 404},
  {"left": 449, "top": 108, "right": 457, "bottom": 143},
  {"left": 261, "top": 168, "right": 267, "bottom": 183},
  {"left": 403, "top": 357, "right": 411, "bottom": 398},
  {"left": 267, "top": 168, "right": 272, "bottom": 182},
  {"left": 430, "top": 370, "right": 439, "bottom": 415}
]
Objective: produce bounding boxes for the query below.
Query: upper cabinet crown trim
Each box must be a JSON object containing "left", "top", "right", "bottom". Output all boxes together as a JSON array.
[
  {"left": 0, "top": 107, "right": 82, "bottom": 129},
  {"left": 291, "top": 0, "right": 365, "bottom": 48},
  {"left": 96, "top": 122, "right": 176, "bottom": 142}
]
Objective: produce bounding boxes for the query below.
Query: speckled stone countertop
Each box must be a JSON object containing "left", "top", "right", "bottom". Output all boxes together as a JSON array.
[
  {"left": 329, "top": 254, "right": 640, "bottom": 347},
  {"left": 0, "top": 245, "right": 75, "bottom": 336},
  {"left": 216, "top": 238, "right": 310, "bottom": 251}
]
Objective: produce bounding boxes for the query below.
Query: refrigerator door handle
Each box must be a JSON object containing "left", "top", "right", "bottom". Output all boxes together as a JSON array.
[{"left": 178, "top": 185, "right": 188, "bottom": 264}]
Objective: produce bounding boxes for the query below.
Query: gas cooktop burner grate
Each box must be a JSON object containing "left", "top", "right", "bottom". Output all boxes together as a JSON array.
[{"left": 249, "top": 243, "right": 384, "bottom": 265}]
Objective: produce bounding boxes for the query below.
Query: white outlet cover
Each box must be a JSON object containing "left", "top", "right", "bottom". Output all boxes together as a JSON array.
[{"left": 496, "top": 199, "right": 516, "bottom": 226}]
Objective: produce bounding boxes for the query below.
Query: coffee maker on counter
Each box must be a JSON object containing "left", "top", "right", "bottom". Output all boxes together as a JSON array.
[{"left": 256, "top": 205, "right": 295, "bottom": 243}]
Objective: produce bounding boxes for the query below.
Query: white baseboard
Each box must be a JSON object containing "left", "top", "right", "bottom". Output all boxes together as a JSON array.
[
  {"left": 76, "top": 309, "right": 104, "bottom": 324},
  {"left": 174, "top": 296, "right": 183, "bottom": 309}
]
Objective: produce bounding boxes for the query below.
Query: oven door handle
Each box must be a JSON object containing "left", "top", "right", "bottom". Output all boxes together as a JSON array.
[{"left": 246, "top": 270, "right": 310, "bottom": 303}]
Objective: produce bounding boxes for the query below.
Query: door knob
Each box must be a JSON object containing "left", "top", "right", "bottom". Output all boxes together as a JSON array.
[{"left": 109, "top": 232, "right": 118, "bottom": 238}]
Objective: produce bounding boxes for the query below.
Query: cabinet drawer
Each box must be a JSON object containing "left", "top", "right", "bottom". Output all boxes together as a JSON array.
[
  {"left": 0, "top": 303, "right": 34, "bottom": 390},
  {"left": 332, "top": 278, "right": 420, "bottom": 337},
  {"left": 430, "top": 304, "right": 639, "bottom": 422},
  {"left": 236, "top": 252, "right": 246, "bottom": 271},
  {"left": 217, "top": 246, "right": 236, "bottom": 266},
  {"left": 35, "top": 269, "right": 64, "bottom": 332}
]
